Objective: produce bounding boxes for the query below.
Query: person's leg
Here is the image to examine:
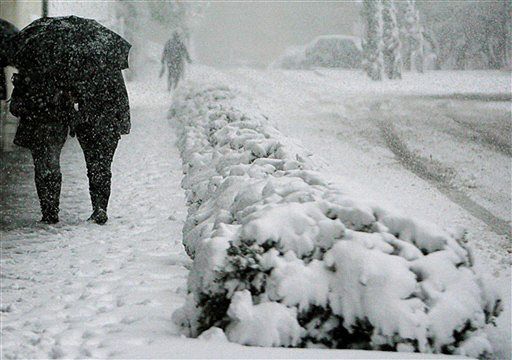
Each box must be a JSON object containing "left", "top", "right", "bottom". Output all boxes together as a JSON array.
[
  {"left": 167, "top": 68, "right": 173, "bottom": 92},
  {"left": 172, "top": 73, "right": 179, "bottom": 89},
  {"left": 77, "top": 127, "right": 100, "bottom": 213},
  {"left": 80, "top": 144, "right": 100, "bottom": 213},
  {"left": 31, "top": 147, "right": 52, "bottom": 221},
  {"left": 77, "top": 126, "right": 119, "bottom": 224},
  {"left": 30, "top": 125, "right": 67, "bottom": 223},
  {"left": 95, "top": 137, "right": 118, "bottom": 213},
  {"left": 174, "top": 64, "right": 184, "bottom": 89}
]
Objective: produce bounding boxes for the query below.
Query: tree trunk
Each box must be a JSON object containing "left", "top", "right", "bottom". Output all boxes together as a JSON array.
[{"left": 362, "top": 0, "right": 384, "bottom": 81}]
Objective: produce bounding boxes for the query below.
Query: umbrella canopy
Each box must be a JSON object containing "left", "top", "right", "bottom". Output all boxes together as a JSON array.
[
  {"left": 0, "top": 18, "right": 19, "bottom": 66},
  {"left": 13, "top": 16, "right": 131, "bottom": 75}
]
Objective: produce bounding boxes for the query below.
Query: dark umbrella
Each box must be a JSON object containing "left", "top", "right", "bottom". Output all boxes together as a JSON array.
[
  {"left": 13, "top": 16, "right": 131, "bottom": 75},
  {"left": 0, "top": 18, "right": 19, "bottom": 66}
]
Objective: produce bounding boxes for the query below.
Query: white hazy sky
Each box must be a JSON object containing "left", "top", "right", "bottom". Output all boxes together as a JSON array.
[
  {"left": 49, "top": 1, "right": 112, "bottom": 21},
  {"left": 46, "top": 1, "right": 361, "bottom": 67}
]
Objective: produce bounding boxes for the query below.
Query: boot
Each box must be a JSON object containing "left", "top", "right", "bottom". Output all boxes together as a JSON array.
[
  {"left": 87, "top": 189, "right": 108, "bottom": 225},
  {"left": 40, "top": 213, "right": 59, "bottom": 224},
  {"left": 87, "top": 176, "right": 110, "bottom": 225},
  {"left": 87, "top": 208, "right": 108, "bottom": 225},
  {"left": 36, "top": 173, "right": 61, "bottom": 224}
]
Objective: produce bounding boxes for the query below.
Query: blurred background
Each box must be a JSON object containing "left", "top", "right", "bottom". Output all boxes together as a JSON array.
[
  {"left": 1, "top": 0, "right": 510, "bottom": 151},
  {"left": 2, "top": 1, "right": 509, "bottom": 71}
]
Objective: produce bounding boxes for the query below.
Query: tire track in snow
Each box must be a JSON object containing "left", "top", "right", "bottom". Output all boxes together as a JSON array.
[
  {"left": 444, "top": 113, "right": 512, "bottom": 157},
  {"left": 378, "top": 118, "right": 511, "bottom": 241}
]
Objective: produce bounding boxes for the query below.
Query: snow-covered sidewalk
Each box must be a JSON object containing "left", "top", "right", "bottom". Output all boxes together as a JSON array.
[{"left": 1, "top": 83, "right": 190, "bottom": 359}]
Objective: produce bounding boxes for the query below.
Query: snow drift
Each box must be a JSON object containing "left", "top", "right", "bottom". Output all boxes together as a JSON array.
[{"left": 170, "top": 83, "right": 502, "bottom": 358}]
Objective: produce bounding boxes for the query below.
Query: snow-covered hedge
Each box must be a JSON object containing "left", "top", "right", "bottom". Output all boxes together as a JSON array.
[{"left": 171, "top": 83, "right": 502, "bottom": 358}]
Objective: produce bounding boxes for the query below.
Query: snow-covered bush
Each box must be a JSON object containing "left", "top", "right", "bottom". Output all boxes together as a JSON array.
[{"left": 171, "top": 83, "right": 502, "bottom": 358}]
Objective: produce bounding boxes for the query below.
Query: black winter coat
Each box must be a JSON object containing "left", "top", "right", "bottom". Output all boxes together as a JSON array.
[
  {"left": 10, "top": 73, "right": 73, "bottom": 121},
  {"left": 10, "top": 73, "right": 73, "bottom": 149},
  {"left": 74, "top": 70, "right": 130, "bottom": 136}
]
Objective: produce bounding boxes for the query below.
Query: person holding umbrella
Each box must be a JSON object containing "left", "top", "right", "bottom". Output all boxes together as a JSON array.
[{"left": 10, "top": 16, "right": 131, "bottom": 225}]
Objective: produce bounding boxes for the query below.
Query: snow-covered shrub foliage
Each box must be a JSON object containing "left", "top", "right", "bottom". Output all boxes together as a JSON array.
[{"left": 171, "top": 83, "right": 502, "bottom": 358}]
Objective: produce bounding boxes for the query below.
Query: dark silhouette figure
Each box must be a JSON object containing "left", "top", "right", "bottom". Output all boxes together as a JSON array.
[
  {"left": 10, "top": 69, "right": 130, "bottom": 225},
  {"left": 160, "top": 31, "right": 191, "bottom": 92},
  {"left": 10, "top": 72, "right": 73, "bottom": 223},
  {"left": 74, "top": 69, "right": 130, "bottom": 224},
  {"left": 9, "top": 15, "right": 131, "bottom": 225}
]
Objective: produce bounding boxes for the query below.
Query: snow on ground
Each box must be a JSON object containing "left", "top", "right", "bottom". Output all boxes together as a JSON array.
[
  {"left": 171, "top": 80, "right": 502, "bottom": 358},
  {"left": 1, "top": 75, "right": 465, "bottom": 359},
  {"left": 190, "top": 67, "right": 510, "bottom": 265},
  {"left": 1, "top": 82, "right": 192, "bottom": 359},
  {"left": 184, "top": 67, "right": 511, "bottom": 359},
  {"left": 1, "top": 68, "right": 509, "bottom": 359}
]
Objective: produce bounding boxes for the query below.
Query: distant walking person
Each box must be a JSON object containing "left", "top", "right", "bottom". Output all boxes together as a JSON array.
[
  {"left": 73, "top": 67, "right": 130, "bottom": 225},
  {"left": 159, "top": 31, "right": 191, "bottom": 92},
  {"left": 10, "top": 72, "right": 74, "bottom": 223}
]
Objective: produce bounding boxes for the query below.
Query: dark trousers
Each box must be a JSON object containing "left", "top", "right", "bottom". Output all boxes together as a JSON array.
[
  {"left": 167, "top": 64, "right": 184, "bottom": 91},
  {"left": 30, "top": 124, "right": 68, "bottom": 218},
  {"left": 76, "top": 125, "right": 119, "bottom": 213},
  {"left": 166, "top": 69, "right": 178, "bottom": 91}
]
